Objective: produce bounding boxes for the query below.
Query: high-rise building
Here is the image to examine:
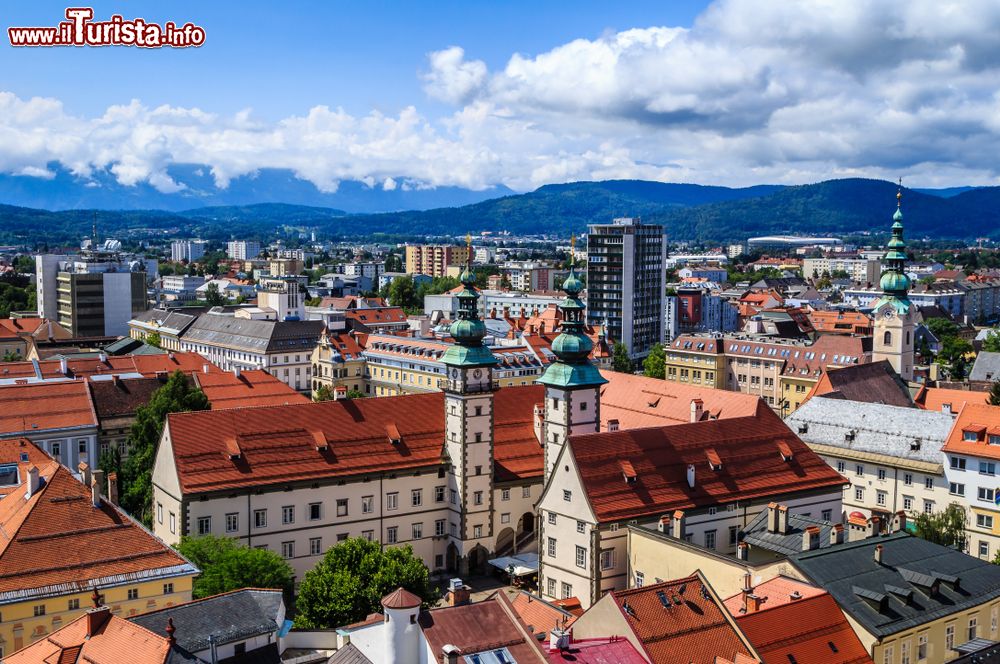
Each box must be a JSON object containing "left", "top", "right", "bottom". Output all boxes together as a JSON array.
[
  {"left": 226, "top": 240, "right": 261, "bottom": 260},
  {"left": 586, "top": 217, "right": 666, "bottom": 360},
  {"left": 170, "top": 239, "right": 208, "bottom": 263},
  {"left": 404, "top": 244, "right": 470, "bottom": 278}
]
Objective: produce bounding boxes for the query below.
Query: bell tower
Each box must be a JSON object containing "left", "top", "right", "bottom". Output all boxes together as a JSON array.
[
  {"left": 441, "top": 236, "right": 497, "bottom": 573},
  {"left": 872, "top": 185, "right": 916, "bottom": 382},
  {"left": 538, "top": 239, "right": 608, "bottom": 484}
]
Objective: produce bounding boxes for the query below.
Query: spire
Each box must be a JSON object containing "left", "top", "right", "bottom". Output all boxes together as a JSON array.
[
  {"left": 441, "top": 233, "right": 496, "bottom": 368},
  {"left": 876, "top": 183, "right": 911, "bottom": 312},
  {"left": 538, "top": 236, "right": 607, "bottom": 389}
]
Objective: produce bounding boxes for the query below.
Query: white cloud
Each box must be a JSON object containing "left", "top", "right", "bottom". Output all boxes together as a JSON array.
[{"left": 3, "top": 0, "right": 1000, "bottom": 194}]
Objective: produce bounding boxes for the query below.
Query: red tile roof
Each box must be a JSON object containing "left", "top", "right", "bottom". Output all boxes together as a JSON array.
[
  {"left": 3, "top": 607, "right": 176, "bottom": 664},
  {"left": 381, "top": 587, "right": 422, "bottom": 609},
  {"left": 0, "top": 440, "right": 193, "bottom": 595},
  {"left": 608, "top": 574, "right": 755, "bottom": 664},
  {"left": 942, "top": 403, "right": 1000, "bottom": 461},
  {"left": 166, "top": 385, "right": 544, "bottom": 494},
  {"left": 0, "top": 351, "right": 216, "bottom": 381},
  {"left": 509, "top": 591, "right": 576, "bottom": 636},
  {"left": 722, "top": 577, "right": 825, "bottom": 615},
  {"left": 345, "top": 307, "right": 407, "bottom": 324},
  {"left": 0, "top": 317, "right": 49, "bottom": 340},
  {"left": 599, "top": 371, "right": 765, "bottom": 430},
  {"left": 808, "top": 310, "right": 873, "bottom": 336},
  {"left": 567, "top": 407, "right": 846, "bottom": 523},
  {"left": 0, "top": 380, "right": 97, "bottom": 435},
  {"left": 733, "top": 592, "right": 873, "bottom": 664},
  {"left": 914, "top": 386, "right": 988, "bottom": 413},
  {"left": 88, "top": 377, "right": 164, "bottom": 419},
  {"left": 547, "top": 637, "right": 646, "bottom": 664},
  {"left": 193, "top": 369, "right": 309, "bottom": 410}
]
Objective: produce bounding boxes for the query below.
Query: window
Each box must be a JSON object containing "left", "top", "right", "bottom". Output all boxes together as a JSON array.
[
  {"left": 156, "top": 503, "right": 163, "bottom": 524},
  {"left": 523, "top": 486, "right": 531, "bottom": 498},
  {"left": 162, "top": 583, "right": 174, "bottom": 595},
  {"left": 225, "top": 513, "right": 238, "bottom": 533},
  {"left": 473, "top": 525, "right": 482, "bottom": 538},
  {"left": 950, "top": 482, "right": 965, "bottom": 496},
  {"left": 925, "top": 477, "right": 934, "bottom": 490},
  {"left": 435, "top": 519, "right": 446, "bottom": 536},
  {"left": 412, "top": 489, "right": 422, "bottom": 507},
  {"left": 575, "top": 546, "right": 587, "bottom": 568},
  {"left": 970, "top": 616, "right": 979, "bottom": 641},
  {"left": 903, "top": 496, "right": 913, "bottom": 510},
  {"left": 471, "top": 491, "right": 482, "bottom": 505},
  {"left": 876, "top": 491, "right": 887, "bottom": 506},
  {"left": 412, "top": 523, "right": 423, "bottom": 539},
  {"left": 993, "top": 604, "right": 999, "bottom": 633},
  {"left": 386, "top": 526, "right": 398, "bottom": 544},
  {"left": 854, "top": 487, "right": 864, "bottom": 501},
  {"left": 600, "top": 549, "right": 615, "bottom": 570},
  {"left": 563, "top": 490, "right": 572, "bottom": 502},
  {"left": 822, "top": 509, "right": 832, "bottom": 522},
  {"left": 169, "top": 512, "right": 176, "bottom": 534},
  {"left": 946, "top": 624, "right": 955, "bottom": 650},
  {"left": 282, "top": 505, "right": 295, "bottom": 524},
  {"left": 705, "top": 530, "right": 717, "bottom": 550},
  {"left": 254, "top": 509, "right": 267, "bottom": 529},
  {"left": 500, "top": 487, "right": 510, "bottom": 502},
  {"left": 51, "top": 442, "right": 60, "bottom": 458},
  {"left": 982, "top": 461, "right": 998, "bottom": 476},
  {"left": 978, "top": 514, "right": 994, "bottom": 529},
  {"left": 561, "top": 582, "right": 573, "bottom": 600},
  {"left": 362, "top": 495, "right": 374, "bottom": 514},
  {"left": 547, "top": 578, "right": 556, "bottom": 597},
  {"left": 197, "top": 516, "right": 211, "bottom": 535},
  {"left": 836, "top": 461, "right": 846, "bottom": 473},
  {"left": 127, "top": 588, "right": 139, "bottom": 600},
  {"left": 281, "top": 541, "right": 294, "bottom": 559},
  {"left": 730, "top": 525, "right": 739, "bottom": 545},
  {"left": 309, "top": 503, "right": 322, "bottom": 520},
  {"left": 548, "top": 512, "right": 557, "bottom": 525},
  {"left": 981, "top": 487, "right": 996, "bottom": 502},
  {"left": 435, "top": 485, "right": 445, "bottom": 503},
  {"left": 386, "top": 492, "right": 398, "bottom": 511},
  {"left": 362, "top": 530, "right": 374, "bottom": 541},
  {"left": 450, "top": 489, "right": 457, "bottom": 504},
  {"left": 635, "top": 571, "right": 644, "bottom": 588},
  {"left": 78, "top": 439, "right": 87, "bottom": 454},
  {"left": 577, "top": 520, "right": 586, "bottom": 534},
  {"left": 877, "top": 468, "right": 887, "bottom": 481},
  {"left": 951, "top": 456, "right": 967, "bottom": 471},
  {"left": 924, "top": 500, "right": 934, "bottom": 514},
  {"left": 68, "top": 598, "right": 80, "bottom": 610},
  {"left": 501, "top": 512, "right": 510, "bottom": 524},
  {"left": 33, "top": 605, "right": 46, "bottom": 616},
  {"left": 310, "top": 537, "right": 322, "bottom": 555},
  {"left": 883, "top": 645, "right": 893, "bottom": 664},
  {"left": 901, "top": 640, "right": 910, "bottom": 664},
  {"left": 904, "top": 472, "right": 913, "bottom": 486},
  {"left": 547, "top": 537, "right": 557, "bottom": 557},
  {"left": 855, "top": 464, "right": 864, "bottom": 476},
  {"left": 981, "top": 541, "right": 991, "bottom": 559},
  {"left": 917, "top": 634, "right": 927, "bottom": 660}
]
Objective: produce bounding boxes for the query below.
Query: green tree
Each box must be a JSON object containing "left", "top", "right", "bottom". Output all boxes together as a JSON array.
[
  {"left": 984, "top": 330, "right": 1000, "bottom": 353},
  {"left": 384, "top": 253, "right": 404, "bottom": 273},
  {"left": 177, "top": 535, "right": 294, "bottom": 599},
  {"left": 913, "top": 502, "right": 967, "bottom": 550},
  {"left": 119, "top": 371, "right": 209, "bottom": 525},
  {"left": 989, "top": 380, "right": 1000, "bottom": 407},
  {"left": 295, "top": 537, "right": 436, "bottom": 628},
  {"left": 386, "top": 275, "right": 418, "bottom": 309},
  {"left": 611, "top": 342, "right": 632, "bottom": 374},
  {"left": 643, "top": 343, "right": 665, "bottom": 379},
  {"left": 926, "top": 317, "right": 959, "bottom": 340},
  {"left": 204, "top": 282, "right": 226, "bottom": 306},
  {"left": 314, "top": 384, "right": 335, "bottom": 402},
  {"left": 145, "top": 331, "right": 162, "bottom": 349},
  {"left": 345, "top": 389, "right": 365, "bottom": 399},
  {"left": 937, "top": 336, "right": 974, "bottom": 380}
]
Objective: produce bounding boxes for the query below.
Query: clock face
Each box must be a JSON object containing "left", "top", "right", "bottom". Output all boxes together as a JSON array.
[
  {"left": 451, "top": 368, "right": 459, "bottom": 378},
  {"left": 473, "top": 368, "right": 482, "bottom": 379},
  {"left": 882, "top": 308, "right": 894, "bottom": 319}
]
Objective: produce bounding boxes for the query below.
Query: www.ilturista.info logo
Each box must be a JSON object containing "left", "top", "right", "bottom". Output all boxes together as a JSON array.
[{"left": 8, "top": 8, "right": 205, "bottom": 48}]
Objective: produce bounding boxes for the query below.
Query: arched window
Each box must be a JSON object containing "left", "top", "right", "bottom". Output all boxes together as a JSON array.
[
  {"left": 883, "top": 331, "right": 892, "bottom": 346},
  {"left": 906, "top": 331, "right": 911, "bottom": 345}
]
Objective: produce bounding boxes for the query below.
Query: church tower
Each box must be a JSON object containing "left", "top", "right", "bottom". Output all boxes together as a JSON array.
[
  {"left": 441, "top": 239, "right": 497, "bottom": 573},
  {"left": 872, "top": 187, "right": 916, "bottom": 382},
  {"left": 538, "top": 243, "right": 608, "bottom": 484}
]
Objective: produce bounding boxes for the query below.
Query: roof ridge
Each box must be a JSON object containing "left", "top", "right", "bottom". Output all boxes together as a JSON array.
[
  {"left": 133, "top": 587, "right": 282, "bottom": 617},
  {"left": 0, "top": 460, "right": 61, "bottom": 558}
]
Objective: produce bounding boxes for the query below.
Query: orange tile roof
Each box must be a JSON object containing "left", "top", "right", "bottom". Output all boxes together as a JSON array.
[
  {"left": 0, "top": 440, "right": 194, "bottom": 596},
  {"left": 914, "top": 386, "right": 988, "bottom": 413},
  {"left": 567, "top": 408, "right": 846, "bottom": 523},
  {"left": 732, "top": 592, "right": 873, "bottom": 664},
  {"left": 722, "top": 576, "right": 825, "bottom": 614},
  {"left": 808, "top": 310, "right": 873, "bottom": 335},
  {"left": 509, "top": 591, "right": 576, "bottom": 636},
  {"left": 609, "top": 574, "right": 755, "bottom": 664},
  {"left": 598, "top": 371, "right": 764, "bottom": 430},
  {"left": 166, "top": 385, "right": 545, "bottom": 494},
  {"left": 942, "top": 403, "right": 1000, "bottom": 460},
  {"left": 3, "top": 607, "right": 174, "bottom": 664},
  {"left": 0, "top": 317, "right": 48, "bottom": 340},
  {"left": 194, "top": 369, "right": 309, "bottom": 410},
  {"left": 0, "top": 380, "right": 97, "bottom": 435},
  {"left": 0, "top": 352, "right": 216, "bottom": 382}
]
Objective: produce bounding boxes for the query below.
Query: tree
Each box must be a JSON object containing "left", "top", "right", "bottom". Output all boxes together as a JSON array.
[
  {"left": 119, "top": 371, "right": 209, "bottom": 525},
  {"left": 611, "top": 342, "right": 632, "bottom": 374},
  {"left": 984, "top": 330, "right": 1000, "bottom": 353},
  {"left": 314, "top": 384, "right": 335, "bottom": 402},
  {"left": 295, "top": 537, "right": 436, "bottom": 628},
  {"left": 913, "top": 502, "right": 967, "bottom": 550},
  {"left": 937, "top": 336, "right": 973, "bottom": 380},
  {"left": 386, "top": 275, "right": 418, "bottom": 309},
  {"left": 145, "top": 331, "right": 162, "bottom": 349},
  {"left": 345, "top": 389, "right": 365, "bottom": 399},
  {"left": 926, "top": 317, "right": 959, "bottom": 340},
  {"left": 384, "top": 253, "right": 404, "bottom": 273},
  {"left": 989, "top": 380, "right": 1000, "bottom": 407},
  {"left": 204, "top": 282, "right": 226, "bottom": 306},
  {"left": 177, "top": 535, "right": 294, "bottom": 599},
  {"left": 643, "top": 343, "right": 665, "bottom": 379}
]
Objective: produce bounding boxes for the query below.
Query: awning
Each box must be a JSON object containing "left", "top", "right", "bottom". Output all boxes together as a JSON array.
[{"left": 488, "top": 552, "right": 539, "bottom": 576}]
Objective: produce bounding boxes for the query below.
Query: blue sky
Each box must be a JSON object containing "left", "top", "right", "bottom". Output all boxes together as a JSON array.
[{"left": 1, "top": 1, "right": 1000, "bottom": 193}]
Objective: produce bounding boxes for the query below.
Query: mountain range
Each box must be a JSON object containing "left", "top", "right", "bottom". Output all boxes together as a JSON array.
[{"left": 0, "top": 173, "right": 998, "bottom": 246}]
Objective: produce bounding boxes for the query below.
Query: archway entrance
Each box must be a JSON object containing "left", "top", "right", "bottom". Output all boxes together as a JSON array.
[
  {"left": 446, "top": 542, "right": 459, "bottom": 572},
  {"left": 518, "top": 512, "right": 535, "bottom": 536},
  {"left": 468, "top": 545, "right": 488, "bottom": 575},
  {"left": 495, "top": 527, "right": 515, "bottom": 556}
]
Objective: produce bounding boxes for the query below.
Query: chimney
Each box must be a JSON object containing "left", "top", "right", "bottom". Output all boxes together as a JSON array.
[
  {"left": 657, "top": 514, "right": 671, "bottom": 534},
  {"left": 85, "top": 606, "right": 110, "bottom": 637},
  {"left": 99, "top": 352, "right": 108, "bottom": 363},
  {"left": 60, "top": 357, "right": 68, "bottom": 375},
  {"left": 746, "top": 593, "right": 763, "bottom": 613},
  {"left": 233, "top": 366, "right": 241, "bottom": 379},
  {"left": 802, "top": 525, "right": 821, "bottom": 551},
  {"left": 874, "top": 544, "right": 884, "bottom": 565},
  {"left": 91, "top": 469, "right": 104, "bottom": 508},
  {"left": 549, "top": 628, "right": 571, "bottom": 652},
  {"left": 830, "top": 523, "right": 845, "bottom": 546},
  {"left": 686, "top": 464, "right": 696, "bottom": 489},
  {"left": 690, "top": 398, "right": 704, "bottom": 423},
  {"left": 672, "top": 510, "right": 685, "bottom": 540},
  {"left": 165, "top": 617, "right": 176, "bottom": 646},
  {"left": 942, "top": 402, "right": 953, "bottom": 415},
  {"left": 777, "top": 505, "right": 789, "bottom": 534},
  {"left": 203, "top": 363, "right": 210, "bottom": 374},
  {"left": 767, "top": 503, "right": 779, "bottom": 533},
  {"left": 112, "top": 374, "right": 121, "bottom": 387},
  {"left": 736, "top": 542, "right": 749, "bottom": 560},
  {"left": 446, "top": 579, "right": 470, "bottom": 607},
  {"left": 107, "top": 471, "right": 119, "bottom": 505},
  {"left": 78, "top": 461, "right": 91, "bottom": 488},
  {"left": 24, "top": 465, "right": 40, "bottom": 500},
  {"left": 442, "top": 644, "right": 461, "bottom": 664},
  {"left": 867, "top": 515, "right": 881, "bottom": 538}
]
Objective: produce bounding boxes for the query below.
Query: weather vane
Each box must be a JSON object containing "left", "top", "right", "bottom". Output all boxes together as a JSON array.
[
  {"left": 897, "top": 177, "right": 903, "bottom": 206},
  {"left": 570, "top": 235, "right": 576, "bottom": 264}
]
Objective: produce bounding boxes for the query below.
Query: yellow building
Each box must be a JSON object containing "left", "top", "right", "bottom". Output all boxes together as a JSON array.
[
  {"left": 310, "top": 330, "right": 370, "bottom": 398},
  {"left": 0, "top": 440, "right": 197, "bottom": 656},
  {"left": 779, "top": 374, "right": 816, "bottom": 413},
  {"left": 663, "top": 336, "right": 726, "bottom": 388},
  {"left": 404, "top": 244, "right": 470, "bottom": 278}
]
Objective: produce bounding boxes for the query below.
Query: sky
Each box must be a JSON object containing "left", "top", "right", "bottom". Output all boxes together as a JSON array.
[{"left": 1, "top": 0, "right": 1000, "bottom": 195}]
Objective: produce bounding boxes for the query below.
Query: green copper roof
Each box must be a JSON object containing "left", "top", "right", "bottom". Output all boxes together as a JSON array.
[
  {"left": 537, "top": 361, "right": 607, "bottom": 388},
  {"left": 441, "top": 344, "right": 498, "bottom": 367},
  {"left": 537, "top": 259, "right": 606, "bottom": 388},
  {"left": 444, "top": 250, "right": 497, "bottom": 367},
  {"left": 874, "top": 295, "right": 913, "bottom": 314}
]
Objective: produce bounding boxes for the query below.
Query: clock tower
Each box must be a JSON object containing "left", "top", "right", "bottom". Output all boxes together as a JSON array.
[
  {"left": 538, "top": 246, "right": 608, "bottom": 484},
  {"left": 441, "top": 245, "right": 497, "bottom": 573},
  {"left": 872, "top": 188, "right": 916, "bottom": 382}
]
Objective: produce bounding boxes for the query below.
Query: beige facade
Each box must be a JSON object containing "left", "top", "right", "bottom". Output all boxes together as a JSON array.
[
  {"left": 404, "top": 245, "right": 470, "bottom": 278},
  {"left": 861, "top": 599, "right": 1000, "bottom": 664},
  {"left": 803, "top": 256, "right": 881, "bottom": 284}
]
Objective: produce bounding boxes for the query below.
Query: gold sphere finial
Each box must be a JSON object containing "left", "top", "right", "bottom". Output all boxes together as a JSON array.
[{"left": 897, "top": 178, "right": 903, "bottom": 207}]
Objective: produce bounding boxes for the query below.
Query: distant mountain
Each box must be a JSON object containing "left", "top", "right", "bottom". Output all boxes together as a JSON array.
[{"left": 0, "top": 163, "right": 513, "bottom": 213}]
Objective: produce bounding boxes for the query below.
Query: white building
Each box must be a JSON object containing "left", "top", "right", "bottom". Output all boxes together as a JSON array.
[
  {"left": 227, "top": 240, "right": 261, "bottom": 260},
  {"left": 170, "top": 239, "right": 208, "bottom": 263}
]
